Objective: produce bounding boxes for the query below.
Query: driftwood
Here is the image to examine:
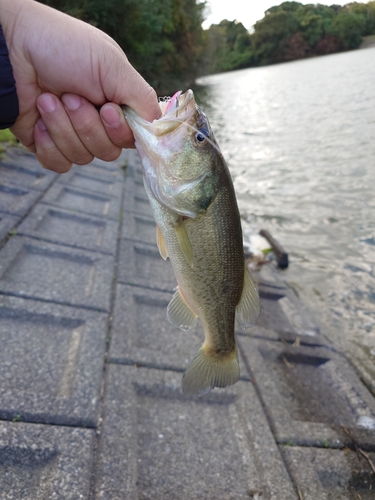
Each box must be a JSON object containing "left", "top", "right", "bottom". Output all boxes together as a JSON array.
[{"left": 259, "top": 229, "right": 289, "bottom": 269}]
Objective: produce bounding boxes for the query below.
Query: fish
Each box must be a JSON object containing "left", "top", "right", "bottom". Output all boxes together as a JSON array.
[{"left": 123, "top": 89, "right": 260, "bottom": 395}]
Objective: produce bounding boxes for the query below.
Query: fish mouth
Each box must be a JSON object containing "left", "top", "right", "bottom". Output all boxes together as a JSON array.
[
  {"left": 123, "top": 89, "right": 197, "bottom": 139},
  {"left": 122, "top": 89, "right": 201, "bottom": 217},
  {"left": 158, "top": 90, "right": 195, "bottom": 120}
]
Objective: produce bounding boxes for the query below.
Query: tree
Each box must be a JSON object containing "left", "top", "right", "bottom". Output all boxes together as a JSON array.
[
  {"left": 252, "top": 9, "right": 300, "bottom": 64},
  {"left": 38, "top": 0, "right": 206, "bottom": 94},
  {"left": 328, "top": 7, "right": 366, "bottom": 49},
  {"left": 203, "top": 20, "right": 253, "bottom": 74}
]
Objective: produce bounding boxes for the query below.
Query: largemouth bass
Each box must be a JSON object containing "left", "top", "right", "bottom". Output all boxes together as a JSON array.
[{"left": 123, "top": 90, "right": 259, "bottom": 395}]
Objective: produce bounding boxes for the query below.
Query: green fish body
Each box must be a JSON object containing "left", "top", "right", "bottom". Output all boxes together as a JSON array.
[{"left": 123, "top": 90, "right": 259, "bottom": 395}]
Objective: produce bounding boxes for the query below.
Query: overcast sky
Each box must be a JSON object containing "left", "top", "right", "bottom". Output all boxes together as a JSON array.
[{"left": 202, "top": 0, "right": 350, "bottom": 30}]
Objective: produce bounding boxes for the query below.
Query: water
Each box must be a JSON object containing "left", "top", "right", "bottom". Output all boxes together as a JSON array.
[{"left": 195, "top": 48, "right": 375, "bottom": 384}]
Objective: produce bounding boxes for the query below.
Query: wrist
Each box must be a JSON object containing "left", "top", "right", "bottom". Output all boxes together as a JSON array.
[
  {"left": 0, "top": 20, "right": 19, "bottom": 128},
  {"left": 0, "top": 0, "right": 26, "bottom": 43}
]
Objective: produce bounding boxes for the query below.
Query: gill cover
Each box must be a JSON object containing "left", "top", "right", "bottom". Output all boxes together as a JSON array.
[{"left": 123, "top": 90, "right": 219, "bottom": 218}]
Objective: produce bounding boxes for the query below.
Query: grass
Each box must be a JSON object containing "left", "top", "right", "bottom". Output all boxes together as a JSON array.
[
  {"left": 0, "top": 128, "right": 18, "bottom": 157},
  {"left": 0, "top": 128, "right": 17, "bottom": 143}
]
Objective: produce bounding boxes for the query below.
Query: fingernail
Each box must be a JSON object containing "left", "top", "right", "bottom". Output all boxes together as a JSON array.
[
  {"left": 62, "top": 94, "right": 82, "bottom": 111},
  {"left": 38, "top": 94, "right": 57, "bottom": 113},
  {"left": 102, "top": 105, "right": 120, "bottom": 127},
  {"left": 37, "top": 118, "right": 47, "bottom": 131}
]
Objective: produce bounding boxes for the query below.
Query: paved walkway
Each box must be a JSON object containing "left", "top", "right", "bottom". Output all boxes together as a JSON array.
[{"left": 0, "top": 146, "right": 374, "bottom": 499}]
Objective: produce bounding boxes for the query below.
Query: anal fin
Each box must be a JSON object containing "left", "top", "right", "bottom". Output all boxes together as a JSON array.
[
  {"left": 236, "top": 266, "right": 260, "bottom": 329},
  {"left": 167, "top": 286, "right": 197, "bottom": 331},
  {"left": 156, "top": 224, "right": 168, "bottom": 260}
]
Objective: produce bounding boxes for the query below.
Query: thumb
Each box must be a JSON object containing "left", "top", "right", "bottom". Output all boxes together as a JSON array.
[{"left": 101, "top": 49, "right": 161, "bottom": 123}]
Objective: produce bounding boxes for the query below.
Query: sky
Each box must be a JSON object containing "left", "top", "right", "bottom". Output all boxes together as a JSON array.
[{"left": 202, "top": 0, "right": 350, "bottom": 30}]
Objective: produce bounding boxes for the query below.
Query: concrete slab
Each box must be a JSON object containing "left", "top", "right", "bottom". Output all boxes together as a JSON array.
[
  {"left": 109, "top": 284, "right": 198, "bottom": 370},
  {"left": 238, "top": 335, "right": 375, "bottom": 449},
  {"left": 0, "top": 161, "right": 56, "bottom": 192},
  {"left": 57, "top": 169, "right": 123, "bottom": 198},
  {"left": 123, "top": 176, "right": 154, "bottom": 218},
  {"left": 117, "top": 239, "right": 176, "bottom": 292},
  {"left": 109, "top": 284, "right": 249, "bottom": 380},
  {"left": 90, "top": 150, "right": 128, "bottom": 170},
  {"left": 92, "top": 364, "right": 298, "bottom": 500},
  {"left": 0, "top": 236, "right": 114, "bottom": 311},
  {"left": 41, "top": 184, "right": 122, "bottom": 220},
  {"left": 17, "top": 204, "right": 119, "bottom": 255},
  {"left": 3, "top": 147, "right": 45, "bottom": 170},
  {"left": 121, "top": 211, "right": 156, "bottom": 245},
  {"left": 125, "top": 148, "right": 142, "bottom": 173},
  {"left": 0, "top": 295, "right": 108, "bottom": 426},
  {"left": 0, "top": 420, "right": 94, "bottom": 499},
  {"left": 247, "top": 278, "right": 326, "bottom": 347},
  {"left": 0, "top": 183, "right": 41, "bottom": 217},
  {"left": 281, "top": 445, "right": 375, "bottom": 500},
  {"left": 0, "top": 212, "right": 20, "bottom": 243}
]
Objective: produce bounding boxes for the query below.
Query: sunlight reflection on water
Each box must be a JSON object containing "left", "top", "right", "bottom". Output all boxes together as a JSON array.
[{"left": 195, "top": 48, "right": 375, "bottom": 376}]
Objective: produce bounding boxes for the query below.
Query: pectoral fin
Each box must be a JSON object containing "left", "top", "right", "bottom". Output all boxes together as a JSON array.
[
  {"left": 167, "top": 286, "right": 198, "bottom": 331},
  {"left": 236, "top": 266, "right": 260, "bottom": 329},
  {"left": 174, "top": 220, "right": 193, "bottom": 266},
  {"left": 156, "top": 225, "right": 168, "bottom": 260}
]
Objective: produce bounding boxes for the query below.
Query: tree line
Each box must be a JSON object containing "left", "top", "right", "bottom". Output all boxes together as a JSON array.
[
  {"left": 38, "top": 0, "right": 375, "bottom": 94},
  {"left": 206, "top": 1, "right": 375, "bottom": 73}
]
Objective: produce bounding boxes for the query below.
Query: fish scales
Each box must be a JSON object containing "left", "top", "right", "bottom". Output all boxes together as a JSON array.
[
  {"left": 123, "top": 89, "right": 260, "bottom": 395},
  {"left": 148, "top": 177, "right": 244, "bottom": 354}
]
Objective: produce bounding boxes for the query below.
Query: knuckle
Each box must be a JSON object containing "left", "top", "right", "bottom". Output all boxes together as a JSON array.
[
  {"left": 100, "top": 148, "right": 121, "bottom": 162},
  {"left": 74, "top": 154, "right": 94, "bottom": 166}
]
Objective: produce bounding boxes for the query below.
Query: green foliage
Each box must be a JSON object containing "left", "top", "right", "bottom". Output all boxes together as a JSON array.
[
  {"left": 249, "top": 1, "right": 375, "bottom": 66},
  {"left": 202, "top": 20, "right": 253, "bottom": 73},
  {"left": 37, "top": 0, "right": 375, "bottom": 88},
  {"left": 328, "top": 7, "right": 366, "bottom": 49},
  {"left": 252, "top": 9, "right": 300, "bottom": 64},
  {"left": 38, "top": 0, "right": 205, "bottom": 94},
  {"left": 0, "top": 129, "right": 17, "bottom": 143}
]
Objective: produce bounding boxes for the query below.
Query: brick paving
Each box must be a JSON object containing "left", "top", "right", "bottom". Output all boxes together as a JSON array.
[{"left": 0, "top": 146, "right": 374, "bottom": 499}]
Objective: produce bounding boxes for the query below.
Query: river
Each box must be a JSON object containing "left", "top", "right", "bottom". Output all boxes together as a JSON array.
[{"left": 195, "top": 47, "right": 375, "bottom": 388}]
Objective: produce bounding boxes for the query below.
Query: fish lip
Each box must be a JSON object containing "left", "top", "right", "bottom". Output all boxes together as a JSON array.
[{"left": 123, "top": 89, "right": 196, "bottom": 137}]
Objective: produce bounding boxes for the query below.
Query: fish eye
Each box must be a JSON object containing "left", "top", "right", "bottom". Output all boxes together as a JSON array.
[{"left": 195, "top": 128, "right": 209, "bottom": 146}]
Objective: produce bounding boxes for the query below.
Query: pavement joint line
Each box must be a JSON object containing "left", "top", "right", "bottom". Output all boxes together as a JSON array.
[
  {"left": 236, "top": 331, "right": 338, "bottom": 350},
  {"left": 122, "top": 207, "right": 154, "bottom": 220},
  {"left": 0, "top": 176, "right": 60, "bottom": 253},
  {"left": 237, "top": 338, "right": 290, "bottom": 451},
  {"left": 278, "top": 439, "right": 375, "bottom": 453},
  {"left": 106, "top": 358, "right": 253, "bottom": 382},
  {"left": 0, "top": 291, "right": 109, "bottom": 313},
  {"left": 115, "top": 279, "right": 175, "bottom": 295},
  {"left": 88, "top": 164, "right": 126, "bottom": 500},
  {"left": 13, "top": 231, "right": 117, "bottom": 256},
  {"left": 0, "top": 417, "right": 96, "bottom": 430},
  {"left": 121, "top": 235, "right": 156, "bottom": 246}
]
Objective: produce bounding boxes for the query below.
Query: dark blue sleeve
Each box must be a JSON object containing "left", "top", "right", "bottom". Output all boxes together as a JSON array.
[{"left": 0, "top": 23, "right": 19, "bottom": 129}]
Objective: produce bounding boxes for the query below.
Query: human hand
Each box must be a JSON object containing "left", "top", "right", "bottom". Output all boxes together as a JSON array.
[{"left": 0, "top": 0, "right": 160, "bottom": 172}]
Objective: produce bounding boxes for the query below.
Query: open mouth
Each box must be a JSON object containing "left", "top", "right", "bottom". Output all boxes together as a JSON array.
[
  {"left": 123, "top": 89, "right": 197, "bottom": 143},
  {"left": 158, "top": 90, "right": 195, "bottom": 120}
]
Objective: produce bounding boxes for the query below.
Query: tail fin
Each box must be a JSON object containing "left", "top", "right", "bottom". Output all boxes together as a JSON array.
[{"left": 181, "top": 346, "right": 240, "bottom": 396}]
